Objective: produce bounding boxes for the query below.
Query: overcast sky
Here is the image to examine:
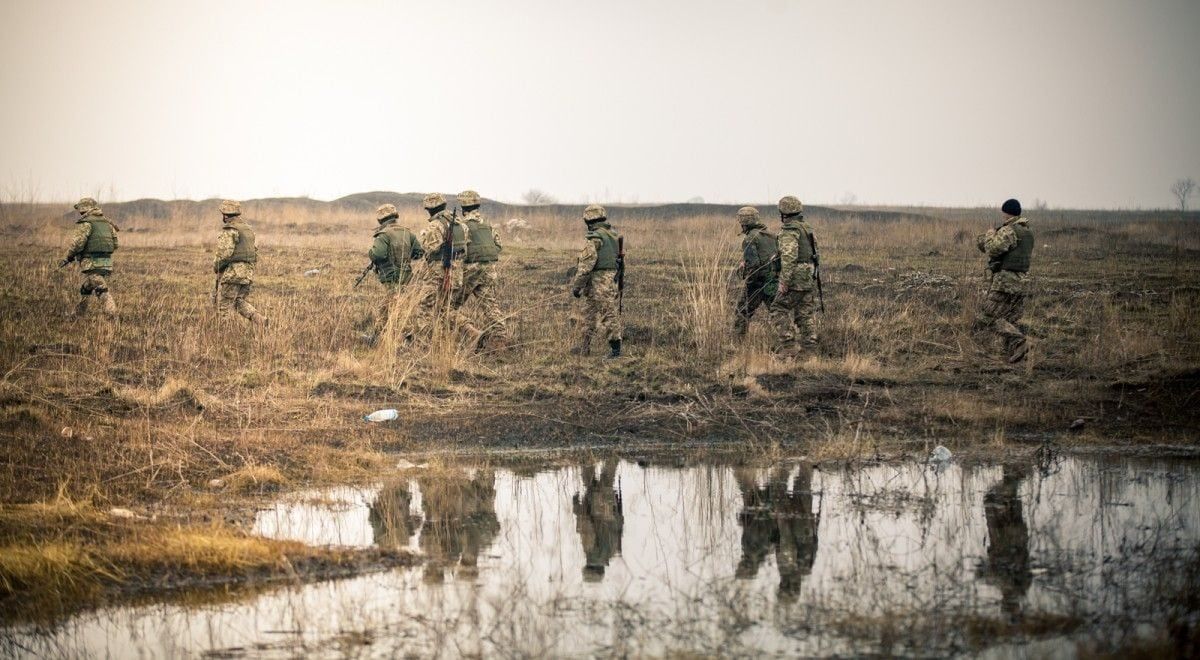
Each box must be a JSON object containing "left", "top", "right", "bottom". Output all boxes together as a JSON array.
[{"left": 2, "top": 0, "right": 1198, "bottom": 208}]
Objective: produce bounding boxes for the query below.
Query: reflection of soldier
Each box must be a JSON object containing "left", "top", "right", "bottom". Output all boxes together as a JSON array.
[
  {"left": 980, "top": 465, "right": 1032, "bottom": 619},
  {"left": 417, "top": 469, "right": 500, "bottom": 582},
  {"left": 733, "top": 465, "right": 820, "bottom": 602},
  {"left": 573, "top": 460, "right": 624, "bottom": 582},
  {"left": 368, "top": 482, "right": 422, "bottom": 548}
]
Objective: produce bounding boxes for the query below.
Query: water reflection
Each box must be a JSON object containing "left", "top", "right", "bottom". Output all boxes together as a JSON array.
[
  {"left": 6, "top": 455, "right": 1200, "bottom": 658},
  {"left": 733, "top": 464, "right": 820, "bottom": 602},
  {"left": 979, "top": 464, "right": 1032, "bottom": 620},
  {"left": 573, "top": 460, "right": 623, "bottom": 581}
]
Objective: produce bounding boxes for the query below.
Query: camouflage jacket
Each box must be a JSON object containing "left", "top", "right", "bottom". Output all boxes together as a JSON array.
[
  {"left": 213, "top": 225, "right": 255, "bottom": 285},
  {"left": 571, "top": 222, "right": 619, "bottom": 291},
  {"left": 777, "top": 219, "right": 816, "bottom": 292},
  {"left": 977, "top": 217, "right": 1031, "bottom": 295},
  {"left": 418, "top": 210, "right": 462, "bottom": 264}
]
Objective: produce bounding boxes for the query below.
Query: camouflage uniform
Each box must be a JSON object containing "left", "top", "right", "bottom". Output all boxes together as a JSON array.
[
  {"left": 212, "top": 200, "right": 267, "bottom": 325},
  {"left": 573, "top": 460, "right": 624, "bottom": 582},
  {"left": 454, "top": 190, "right": 509, "bottom": 345},
  {"left": 63, "top": 198, "right": 118, "bottom": 317},
  {"left": 975, "top": 202, "right": 1033, "bottom": 362},
  {"left": 570, "top": 205, "right": 623, "bottom": 358},
  {"left": 412, "top": 193, "right": 479, "bottom": 341},
  {"left": 733, "top": 206, "right": 778, "bottom": 337},
  {"left": 365, "top": 204, "right": 423, "bottom": 341},
  {"left": 769, "top": 196, "right": 819, "bottom": 354}
]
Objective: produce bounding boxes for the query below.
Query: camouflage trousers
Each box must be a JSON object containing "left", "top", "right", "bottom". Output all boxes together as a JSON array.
[
  {"left": 218, "top": 282, "right": 265, "bottom": 324},
  {"left": 975, "top": 290, "right": 1026, "bottom": 353},
  {"left": 734, "top": 280, "right": 774, "bottom": 337},
  {"left": 412, "top": 263, "right": 479, "bottom": 340},
  {"left": 75, "top": 270, "right": 117, "bottom": 317},
  {"left": 366, "top": 283, "right": 419, "bottom": 341},
  {"left": 454, "top": 263, "right": 508, "bottom": 341},
  {"left": 575, "top": 272, "right": 623, "bottom": 347},
  {"left": 769, "top": 289, "right": 818, "bottom": 352}
]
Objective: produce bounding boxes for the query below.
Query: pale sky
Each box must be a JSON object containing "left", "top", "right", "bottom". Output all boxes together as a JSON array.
[{"left": 2, "top": 0, "right": 1198, "bottom": 208}]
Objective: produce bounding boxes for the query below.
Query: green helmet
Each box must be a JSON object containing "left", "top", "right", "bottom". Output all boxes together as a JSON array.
[
  {"left": 583, "top": 204, "right": 607, "bottom": 222},
  {"left": 778, "top": 196, "right": 803, "bottom": 215},
  {"left": 219, "top": 199, "right": 242, "bottom": 216},
  {"left": 376, "top": 203, "right": 398, "bottom": 221},
  {"left": 422, "top": 192, "right": 446, "bottom": 210},
  {"left": 73, "top": 197, "right": 99, "bottom": 215},
  {"left": 457, "top": 190, "right": 481, "bottom": 207},
  {"left": 736, "top": 206, "right": 760, "bottom": 224}
]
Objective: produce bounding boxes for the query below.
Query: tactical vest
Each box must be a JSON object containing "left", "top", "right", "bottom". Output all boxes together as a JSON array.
[
  {"left": 998, "top": 221, "right": 1033, "bottom": 273},
  {"left": 743, "top": 228, "right": 778, "bottom": 278},
  {"left": 781, "top": 221, "right": 814, "bottom": 263},
  {"left": 589, "top": 226, "right": 619, "bottom": 271},
  {"left": 465, "top": 220, "right": 500, "bottom": 263},
  {"left": 376, "top": 224, "right": 416, "bottom": 283},
  {"left": 80, "top": 218, "right": 116, "bottom": 257},
  {"left": 226, "top": 220, "right": 258, "bottom": 264}
]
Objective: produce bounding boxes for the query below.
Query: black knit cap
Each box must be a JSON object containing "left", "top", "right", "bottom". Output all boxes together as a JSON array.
[{"left": 1002, "top": 198, "right": 1022, "bottom": 216}]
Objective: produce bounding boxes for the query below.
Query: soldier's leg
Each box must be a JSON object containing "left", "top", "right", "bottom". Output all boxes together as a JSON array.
[
  {"left": 734, "top": 285, "right": 762, "bottom": 337},
  {"left": 75, "top": 274, "right": 101, "bottom": 316},
  {"left": 232, "top": 283, "right": 265, "bottom": 324},
  {"left": 594, "top": 277, "right": 623, "bottom": 357},
  {"left": 768, "top": 292, "right": 798, "bottom": 352},
  {"left": 573, "top": 286, "right": 599, "bottom": 355},
  {"left": 85, "top": 273, "right": 117, "bottom": 316},
  {"left": 216, "top": 280, "right": 239, "bottom": 317},
  {"left": 453, "top": 265, "right": 477, "bottom": 309},
  {"left": 476, "top": 267, "right": 508, "bottom": 342},
  {"left": 792, "top": 290, "right": 818, "bottom": 349}
]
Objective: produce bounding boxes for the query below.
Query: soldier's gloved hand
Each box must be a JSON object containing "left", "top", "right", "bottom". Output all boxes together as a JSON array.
[{"left": 571, "top": 287, "right": 583, "bottom": 298}]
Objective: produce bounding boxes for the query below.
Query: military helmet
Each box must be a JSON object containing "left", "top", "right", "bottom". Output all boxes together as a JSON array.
[
  {"left": 456, "top": 190, "right": 481, "bottom": 207},
  {"left": 582, "top": 204, "right": 607, "bottom": 222},
  {"left": 422, "top": 192, "right": 446, "bottom": 210},
  {"left": 219, "top": 199, "right": 242, "bottom": 216},
  {"left": 778, "top": 196, "right": 803, "bottom": 215},
  {"left": 736, "top": 206, "right": 760, "bottom": 223},
  {"left": 376, "top": 203, "right": 398, "bottom": 221},
  {"left": 73, "top": 197, "right": 99, "bottom": 214}
]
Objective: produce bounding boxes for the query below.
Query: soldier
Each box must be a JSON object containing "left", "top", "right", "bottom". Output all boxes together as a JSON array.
[
  {"left": 569, "top": 205, "right": 623, "bottom": 358},
  {"left": 733, "top": 206, "right": 778, "bottom": 337},
  {"left": 453, "top": 190, "right": 509, "bottom": 348},
  {"left": 769, "top": 196, "right": 819, "bottom": 356},
  {"left": 62, "top": 197, "right": 118, "bottom": 317},
  {"left": 212, "top": 200, "right": 268, "bottom": 325},
  {"left": 365, "top": 203, "right": 423, "bottom": 343},
  {"left": 974, "top": 198, "right": 1033, "bottom": 363},
  {"left": 413, "top": 193, "right": 479, "bottom": 342},
  {"left": 572, "top": 460, "right": 624, "bottom": 582}
]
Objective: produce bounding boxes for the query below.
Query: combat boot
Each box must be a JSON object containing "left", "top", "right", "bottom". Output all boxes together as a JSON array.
[
  {"left": 1007, "top": 338, "right": 1029, "bottom": 364},
  {"left": 606, "top": 339, "right": 622, "bottom": 359}
]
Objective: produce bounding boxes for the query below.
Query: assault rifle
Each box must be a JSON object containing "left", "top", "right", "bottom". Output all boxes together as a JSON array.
[
  {"left": 211, "top": 274, "right": 220, "bottom": 308},
  {"left": 616, "top": 235, "right": 626, "bottom": 314},
  {"left": 58, "top": 254, "right": 78, "bottom": 269},
  {"left": 440, "top": 214, "right": 455, "bottom": 299},
  {"left": 807, "top": 231, "right": 824, "bottom": 313},
  {"left": 353, "top": 263, "right": 374, "bottom": 288}
]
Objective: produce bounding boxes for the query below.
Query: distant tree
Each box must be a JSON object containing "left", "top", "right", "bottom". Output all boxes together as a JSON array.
[
  {"left": 1171, "top": 178, "right": 1196, "bottom": 211},
  {"left": 522, "top": 189, "right": 557, "bottom": 205},
  {"left": 1033, "top": 198, "right": 1049, "bottom": 211},
  {"left": 686, "top": 196, "right": 705, "bottom": 204},
  {"left": 839, "top": 192, "right": 857, "bottom": 206}
]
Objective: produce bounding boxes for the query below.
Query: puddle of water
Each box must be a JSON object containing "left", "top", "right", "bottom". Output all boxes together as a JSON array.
[{"left": 6, "top": 455, "right": 1199, "bottom": 657}]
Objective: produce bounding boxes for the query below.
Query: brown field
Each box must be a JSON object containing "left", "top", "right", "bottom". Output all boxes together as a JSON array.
[{"left": 1, "top": 196, "right": 1198, "bottom": 618}]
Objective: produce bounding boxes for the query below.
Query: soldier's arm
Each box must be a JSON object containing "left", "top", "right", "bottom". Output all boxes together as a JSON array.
[
  {"left": 213, "top": 228, "right": 237, "bottom": 271},
  {"left": 742, "top": 237, "right": 758, "bottom": 276},
  {"left": 368, "top": 233, "right": 390, "bottom": 265},
  {"left": 570, "top": 239, "right": 600, "bottom": 291},
  {"left": 409, "top": 234, "right": 425, "bottom": 261},
  {"left": 982, "top": 226, "right": 1018, "bottom": 259},
  {"left": 418, "top": 223, "right": 444, "bottom": 256},
  {"left": 110, "top": 224, "right": 119, "bottom": 251},
  {"left": 66, "top": 222, "right": 90, "bottom": 259},
  {"left": 493, "top": 226, "right": 503, "bottom": 251}
]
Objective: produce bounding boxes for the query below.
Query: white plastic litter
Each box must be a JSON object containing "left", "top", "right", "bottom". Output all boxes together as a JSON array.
[
  {"left": 303, "top": 269, "right": 321, "bottom": 277},
  {"left": 364, "top": 409, "right": 399, "bottom": 423},
  {"left": 930, "top": 445, "right": 952, "bottom": 463}
]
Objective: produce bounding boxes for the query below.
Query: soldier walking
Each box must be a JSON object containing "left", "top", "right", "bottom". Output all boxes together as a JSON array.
[
  {"left": 733, "top": 206, "right": 778, "bottom": 337},
  {"left": 974, "top": 198, "right": 1033, "bottom": 362},
  {"left": 413, "top": 193, "right": 480, "bottom": 342},
  {"left": 453, "top": 190, "right": 509, "bottom": 349},
  {"left": 769, "top": 196, "right": 819, "bottom": 356},
  {"left": 63, "top": 197, "right": 118, "bottom": 318},
  {"left": 365, "top": 203, "right": 423, "bottom": 343},
  {"left": 570, "top": 205, "right": 623, "bottom": 358},
  {"left": 212, "top": 200, "right": 268, "bottom": 325}
]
